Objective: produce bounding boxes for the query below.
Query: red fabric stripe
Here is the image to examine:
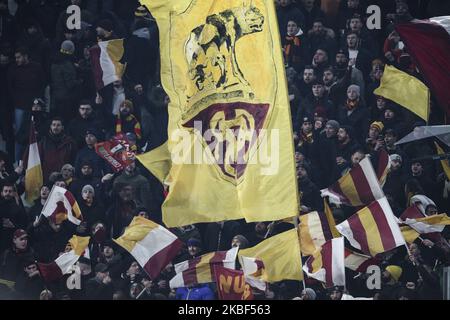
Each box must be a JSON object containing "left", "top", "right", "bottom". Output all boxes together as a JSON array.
[
  {"left": 64, "top": 190, "right": 76, "bottom": 206},
  {"left": 400, "top": 205, "right": 424, "bottom": 220},
  {"left": 369, "top": 201, "right": 397, "bottom": 251},
  {"left": 181, "top": 256, "right": 202, "bottom": 286},
  {"left": 331, "top": 182, "right": 351, "bottom": 205},
  {"left": 89, "top": 46, "right": 105, "bottom": 90},
  {"left": 37, "top": 262, "right": 63, "bottom": 283},
  {"left": 143, "top": 239, "right": 183, "bottom": 280},
  {"left": 377, "top": 149, "right": 389, "bottom": 179},
  {"left": 322, "top": 240, "right": 333, "bottom": 287},
  {"left": 306, "top": 255, "right": 314, "bottom": 273},
  {"left": 318, "top": 211, "right": 333, "bottom": 241},
  {"left": 396, "top": 21, "right": 450, "bottom": 117},
  {"left": 210, "top": 251, "right": 228, "bottom": 281},
  {"left": 348, "top": 213, "right": 371, "bottom": 255},
  {"left": 349, "top": 163, "right": 373, "bottom": 204}
]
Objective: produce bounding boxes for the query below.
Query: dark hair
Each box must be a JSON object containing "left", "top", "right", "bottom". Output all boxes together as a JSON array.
[
  {"left": 50, "top": 116, "right": 64, "bottom": 125},
  {"left": 303, "top": 65, "right": 315, "bottom": 72},
  {"left": 323, "top": 66, "right": 335, "bottom": 75},
  {"left": 79, "top": 99, "right": 92, "bottom": 107},
  {"left": 15, "top": 46, "right": 29, "bottom": 56},
  {"left": 1, "top": 181, "right": 15, "bottom": 190},
  {"left": 346, "top": 31, "right": 359, "bottom": 38}
]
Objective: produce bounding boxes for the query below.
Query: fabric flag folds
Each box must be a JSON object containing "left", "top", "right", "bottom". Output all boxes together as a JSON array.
[
  {"left": 238, "top": 228, "right": 303, "bottom": 283},
  {"left": 376, "top": 148, "right": 391, "bottom": 187},
  {"left": 374, "top": 64, "right": 430, "bottom": 121},
  {"left": 299, "top": 211, "right": 333, "bottom": 256},
  {"left": 321, "top": 157, "right": 385, "bottom": 207},
  {"left": 344, "top": 248, "right": 378, "bottom": 272},
  {"left": 400, "top": 205, "right": 450, "bottom": 235},
  {"left": 38, "top": 236, "right": 90, "bottom": 282},
  {"left": 336, "top": 197, "right": 406, "bottom": 256},
  {"left": 395, "top": 18, "right": 450, "bottom": 117},
  {"left": 41, "top": 186, "right": 83, "bottom": 225},
  {"left": 140, "top": 0, "right": 299, "bottom": 227},
  {"left": 170, "top": 246, "right": 238, "bottom": 288},
  {"left": 303, "top": 237, "right": 345, "bottom": 288},
  {"left": 113, "top": 217, "right": 183, "bottom": 279},
  {"left": 213, "top": 266, "right": 254, "bottom": 300},
  {"left": 24, "top": 118, "right": 43, "bottom": 203},
  {"left": 90, "top": 39, "right": 126, "bottom": 90}
]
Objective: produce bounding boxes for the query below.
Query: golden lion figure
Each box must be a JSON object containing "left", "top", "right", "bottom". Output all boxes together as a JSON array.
[{"left": 184, "top": 6, "right": 264, "bottom": 100}]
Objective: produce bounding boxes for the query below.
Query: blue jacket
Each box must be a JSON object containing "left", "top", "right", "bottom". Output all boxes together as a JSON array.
[{"left": 175, "top": 284, "right": 215, "bottom": 300}]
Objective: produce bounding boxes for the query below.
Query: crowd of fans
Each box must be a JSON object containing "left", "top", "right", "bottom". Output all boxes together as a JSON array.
[{"left": 0, "top": 0, "right": 449, "bottom": 300}]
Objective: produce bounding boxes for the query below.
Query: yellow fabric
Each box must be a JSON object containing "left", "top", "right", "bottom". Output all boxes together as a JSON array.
[
  {"left": 358, "top": 207, "right": 385, "bottom": 256},
  {"left": 338, "top": 171, "right": 362, "bottom": 206},
  {"left": 113, "top": 217, "right": 159, "bottom": 253},
  {"left": 140, "top": 0, "right": 299, "bottom": 227},
  {"left": 137, "top": 142, "right": 172, "bottom": 184},
  {"left": 68, "top": 236, "right": 90, "bottom": 256},
  {"left": 385, "top": 265, "right": 402, "bottom": 282},
  {"left": 299, "top": 212, "right": 326, "bottom": 256},
  {"left": 239, "top": 229, "right": 303, "bottom": 282},
  {"left": 310, "top": 246, "right": 324, "bottom": 274},
  {"left": 25, "top": 164, "right": 43, "bottom": 203},
  {"left": 435, "top": 142, "right": 450, "bottom": 181},
  {"left": 401, "top": 226, "right": 420, "bottom": 243},
  {"left": 196, "top": 252, "right": 216, "bottom": 283},
  {"left": 374, "top": 65, "right": 430, "bottom": 121},
  {"left": 106, "top": 39, "right": 126, "bottom": 79},
  {"left": 324, "top": 198, "right": 340, "bottom": 238}
]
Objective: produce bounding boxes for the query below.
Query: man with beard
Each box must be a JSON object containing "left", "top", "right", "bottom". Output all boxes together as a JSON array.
[
  {"left": 335, "top": 125, "right": 360, "bottom": 173},
  {"left": 297, "top": 65, "right": 316, "bottom": 101},
  {"left": 114, "top": 100, "right": 142, "bottom": 147},
  {"left": 344, "top": 31, "right": 372, "bottom": 81},
  {"left": 36, "top": 117, "right": 77, "bottom": 182},
  {"left": 333, "top": 49, "right": 365, "bottom": 97},
  {"left": 0, "top": 183, "right": 27, "bottom": 252},
  {"left": 70, "top": 160, "right": 103, "bottom": 202},
  {"left": 68, "top": 101, "right": 105, "bottom": 150}
]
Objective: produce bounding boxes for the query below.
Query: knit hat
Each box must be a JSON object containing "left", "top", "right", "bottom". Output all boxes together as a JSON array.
[
  {"left": 60, "top": 40, "right": 75, "bottom": 55},
  {"left": 385, "top": 265, "right": 402, "bottom": 281},
  {"left": 120, "top": 99, "right": 134, "bottom": 111},
  {"left": 135, "top": 5, "right": 148, "bottom": 17},
  {"left": 82, "top": 184, "right": 95, "bottom": 195},
  {"left": 97, "top": 19, "right": 114, "bottom": 32},
  {"left": 61, "top": 164, "right": 74, "bottom": 173},
  {"left": 232, "top": 235, "right": 249, "bottom": 249},
  {"left": 326, "top": 120, "right": 340, "bottom": 130},
  {"left": 390, "top": 154, "right": 402, "bottom": 163},
  {"left": 347, "top": 84, "right": 361, "bottom": 96},
  {"left": 33, "top": 98, "right": 46, "bottom": 108},
  {"left": 187, "top": 238, "right": 202, "bottom": 248},
  {"left": 340, "top": 125, "right": 354, "bottom": 139},
  {"left": 314, "top": 106, "right": 328, "bottom": 119},
  {"left": 13, "top": 229, "right": 28, "bottom": 239},
  {"left": 370, "top": 121, "right": 384, "bottom": 132},
  {"left": 302, "top": 288, "right": 317, "bottom": 300}
]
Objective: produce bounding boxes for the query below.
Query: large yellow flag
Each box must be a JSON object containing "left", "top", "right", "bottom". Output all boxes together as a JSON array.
[
  {"left": 140, "top": 0, "right": 299, "bottom": 227},
  {"left": 374, "top": 64, "right": 430, "bottom": 121},
  {"left": 238, "top": 228, "right": 303, "bottom": 282}
]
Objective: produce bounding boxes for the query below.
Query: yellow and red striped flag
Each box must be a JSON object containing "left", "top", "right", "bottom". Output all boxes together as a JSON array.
[
  {"left": 336, "top": 197, "right": 406, "bottom": 256},
  {"left": 299, "top": 211, "right": 334, "bottom": 256},
  {"left": 169, "top": 246, "right": 238, "bottom": 288},
  {"left": 41, "top": 186, "right": 83, "bottom": 225},
  {"left": 344, "top": 248, "right": 379, "bottom": 272},
  {"left": 400, "top": 205, "right": 450, "bottom": 235},
  {"left": 90, "top": 39, "right": 126, "bottom": 90},
  {"left": 114, "top": 216, "right": 183, "bottom": 279},
  {"left": 376, "top": 148, "right": 391, "bottom": 187},
  {"left": 303, "top": 237, "right": 346, "bottom": 288},
  {"left": 25, "top": 118, "right": 43, "bottom": 203},
  {"left": 38, "top": 236, "right": 90, "bottom": 282},
  {"left": 321, "top": 157, "right": 385, "bottom": 207}
]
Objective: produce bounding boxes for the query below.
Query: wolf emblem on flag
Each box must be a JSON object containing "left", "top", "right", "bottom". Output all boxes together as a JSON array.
[
  {"left": 140, "top": 0, "right": 298, "bottom": 226},
  {"left": 185, "top": 6, "right": 264, "bottom": 99},
  {"left": 175, "top": 1, "right": 278, "bottom": 184}
]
